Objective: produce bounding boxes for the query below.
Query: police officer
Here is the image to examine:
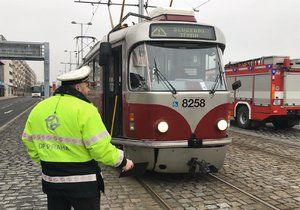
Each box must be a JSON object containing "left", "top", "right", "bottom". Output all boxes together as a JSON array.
[{"left": 22, "top": 66, "right": 134, "bottom": 210}]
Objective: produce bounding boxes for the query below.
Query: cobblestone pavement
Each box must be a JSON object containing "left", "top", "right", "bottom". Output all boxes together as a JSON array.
[
  {"left": 141, "top": 173, "right": 272, "bottom": 210},
  {"left": 100, "top": 166, "right": 163, "bottom": 210},
  {"left": 139, "top": 130, "right": 300, "bottom": 210},
  {"left": 0, "top": 112, "right": 46, "bottom": 210},
  {"left": 218, "top": 131, "right": 300, "bottom": 210},
  {"left": 0, "top": 111, "right": 162, "bottom": 210},
  {"left": 229, "top": 121, "right": 300, "bottom": 147},
  {"left": 1, "top": 111, "right": 300, "bottom": 209}
]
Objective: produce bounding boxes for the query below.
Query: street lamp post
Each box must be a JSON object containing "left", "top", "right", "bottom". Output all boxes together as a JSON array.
[
  {"left": 71, "top": 21, "right": 92, "bottom": 61},
  {"left": 60, "top": 62, "right": 67, "bottom": 74},
  {"left": 64, "top": 50, "right": 76, "bottom": 71}
]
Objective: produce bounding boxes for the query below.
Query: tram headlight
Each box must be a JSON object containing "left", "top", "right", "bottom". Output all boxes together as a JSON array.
[
  {"left": 157, "top": 121, "right": 169, "bottom": 133},
  {"left": 217, "top": 119, "right": 228, "bottom": 131}
]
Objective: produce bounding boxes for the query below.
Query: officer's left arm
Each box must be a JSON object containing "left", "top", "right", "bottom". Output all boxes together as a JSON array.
[
  {"left": 22, "top": 118, "right": 40, "bottom": 163},
  {"left": 81, "top": 106, "right": 125, "bottom": 167}
]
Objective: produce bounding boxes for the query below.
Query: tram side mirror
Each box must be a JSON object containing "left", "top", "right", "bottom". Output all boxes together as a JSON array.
[
  {"left": 232, "top": 80, "right": 241, "bottom": 90},
  {"left": 99, "top": 42, "right": 112, "bottom": 66}
]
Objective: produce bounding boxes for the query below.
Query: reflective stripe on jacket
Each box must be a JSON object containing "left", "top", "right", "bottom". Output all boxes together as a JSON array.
[
  {"left": 21, "top": 87, "right": 124, "bottom": 196},
  {"left": 22, "top": 94, "right": 123, "bottom": 166}
]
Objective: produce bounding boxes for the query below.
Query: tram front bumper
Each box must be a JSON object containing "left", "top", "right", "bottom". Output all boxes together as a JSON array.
[
  {"left": 111, "top": 137, "right": 232, "bottom": 148},
  {"left": 112, "top": 137, "right": 231, "bottom": 173}
]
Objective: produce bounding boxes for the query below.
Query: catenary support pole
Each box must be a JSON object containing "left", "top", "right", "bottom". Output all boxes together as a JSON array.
[{"left": 43, "top": 42, "right": 50, "bottom": 98}]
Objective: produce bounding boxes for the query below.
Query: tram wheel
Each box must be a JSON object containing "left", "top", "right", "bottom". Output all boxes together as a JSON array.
[{"left": 236, "top": 106, "right": 251, "bottom": 129}]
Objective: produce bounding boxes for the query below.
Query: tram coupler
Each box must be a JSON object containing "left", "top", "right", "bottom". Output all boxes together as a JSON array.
[
  {"left": 187, "top": 158, "right": 218, "bottom": 176},
  {"left": 188, "top": 134, "right": 202, "bottom": 148}
]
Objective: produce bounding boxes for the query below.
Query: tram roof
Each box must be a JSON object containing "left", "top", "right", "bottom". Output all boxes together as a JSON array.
[{"left": 83, "top": 20, "right": 226, "bottom": 63}]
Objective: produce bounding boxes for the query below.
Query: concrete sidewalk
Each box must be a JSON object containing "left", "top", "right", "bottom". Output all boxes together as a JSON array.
[{"left": 0, "top": 96, "right": 18, "bottom": 101}]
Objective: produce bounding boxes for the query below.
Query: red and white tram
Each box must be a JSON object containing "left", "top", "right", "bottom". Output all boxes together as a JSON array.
[{"left": 81, "top": 8, "right": 240, "bottom": 173}]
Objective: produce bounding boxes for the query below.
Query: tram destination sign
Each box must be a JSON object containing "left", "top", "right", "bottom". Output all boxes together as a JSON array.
[{"left": 150, "top": 23, "right": 216, "bottom": 40}]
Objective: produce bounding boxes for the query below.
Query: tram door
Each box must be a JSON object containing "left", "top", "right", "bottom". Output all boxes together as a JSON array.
[{"left": 103, "top": 46, "right": 123, "bottom": 137}]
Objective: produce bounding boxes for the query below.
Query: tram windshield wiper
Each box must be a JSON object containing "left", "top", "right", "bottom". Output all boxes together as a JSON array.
[
  {"left": 153, "top": 58, "right": 177, "bottom": 95},
  {"left": 209, "top": 51, "right": 224, "bottom": 95}
]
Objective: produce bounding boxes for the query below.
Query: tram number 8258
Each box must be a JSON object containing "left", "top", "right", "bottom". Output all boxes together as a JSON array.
[{"left": 182, "top": 98, "right": 206, "bottom": 108}]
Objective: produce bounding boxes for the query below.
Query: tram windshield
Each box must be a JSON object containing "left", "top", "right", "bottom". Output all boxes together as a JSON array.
[{"left": 129, "top": 42, "right": 226, "bottom": 92}]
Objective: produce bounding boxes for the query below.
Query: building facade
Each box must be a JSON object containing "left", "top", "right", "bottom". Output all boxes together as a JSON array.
[
  {"left": 0, "top": 35, "right": 37, "bottom": 97},
  {"left": 0, "top": 60, "right": 37, "bottom": 97},
  {"left": 0, "top": 61, "right": 4, "bottom": 96},
  {"left": 10, "top": 60, "right": 37, "bottom": 96},
  {"left": 3, "top": 60, "right": 15, "bottom": 96}
]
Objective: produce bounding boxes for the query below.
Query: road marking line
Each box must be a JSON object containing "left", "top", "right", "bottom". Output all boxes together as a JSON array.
[
  {"left": 1, "top": 105, "right": 10, "bottom": 109},
  {"left": 4, "top": 110, "right": 13, "bottom": 114},
  {"left": 0, "top": 101, "right": 39, "bottom": 133}
]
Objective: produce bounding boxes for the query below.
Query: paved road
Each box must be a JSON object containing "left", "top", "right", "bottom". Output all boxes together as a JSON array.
[
  {"left": 0, "top": 97, "right": 40, "bottom": 128},
  {"left": 229, "top": 120, "right": 300, "bottom": 147},
  {"left": 0, "top": 110, "right": 161, "bottom": 210},
  {"left": 1, "top": 109, "right": 299, "bottom": 209}
]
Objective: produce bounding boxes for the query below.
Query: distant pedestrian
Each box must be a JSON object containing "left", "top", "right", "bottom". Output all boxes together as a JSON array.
[{"left": 22, "top": 66, "right": 134, "bottom": 210}]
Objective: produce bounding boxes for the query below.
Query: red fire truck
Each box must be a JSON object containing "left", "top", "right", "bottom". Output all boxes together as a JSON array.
[{"left": 225, "top": 56, "right": 300, "bottom": 129}]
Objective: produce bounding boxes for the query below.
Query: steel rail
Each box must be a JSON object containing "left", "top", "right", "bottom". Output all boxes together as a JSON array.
[
  {"left": 229, "top": 129, "right": 300, "bottom": 149},
  {"left": 232, "top": 139, "right": 300, "bottom": 163},
  {"left": 209, "top": 173, "right": 280, "bottom": 210},
  {"left": 136, "top": 177, "right": 173, "bottom": 210}
]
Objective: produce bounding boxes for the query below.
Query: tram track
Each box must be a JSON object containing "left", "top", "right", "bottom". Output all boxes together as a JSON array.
[
  {"left": 208, "top": 173, "right": 280, "bottom": 210},
  {"left": 135, "top": 171, "right": 282, "bottom": 210},
  {"left": 229, "top": 127, "right": 300, "bottom": 149},
  {"left": 233, "top": 141, "right": 300, "bottom": 162},
  {"left": 230, "top": 130, "right": 300, "bottom": 163},
  {"left": 136, "top": 177, "right": 173, "bottom": 210},
  {"left": 230, "top": 130, "right": 300, "bottom": 162}
]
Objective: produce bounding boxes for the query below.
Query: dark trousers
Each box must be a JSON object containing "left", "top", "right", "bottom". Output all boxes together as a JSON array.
[{"left": 47, "top": 194, "right": 100, "bottom": 210}]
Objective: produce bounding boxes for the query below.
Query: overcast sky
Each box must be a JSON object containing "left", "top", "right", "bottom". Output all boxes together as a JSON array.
[{"left": 1, "top": 0, "right": 300, "bottom": 83}]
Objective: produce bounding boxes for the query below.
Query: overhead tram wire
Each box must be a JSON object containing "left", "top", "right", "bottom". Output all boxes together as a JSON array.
[
  {"left": 77, "top": 1, "right": 101, "bottom": 64},
  {"left": 181, "top": 0, "right": 203, "bottom": 12},
  {"left": 79, "top": 39, "right": 97, "bottom": 55},
  {"left": 73, "top": 0, "right": 161, "bottom": 57},
  {"left": 74, "top": 37, "right": 96, "bottom": 65},
  {"left": 75, "top": 0, "right": 159, "bottom": 29},
  {"left": 183, "top": 0, "right": 194, "bottom": 9},
  {"left": 193, "top": 0, "right": 212, "bottom": 10},
  {"left": 74, "top": 0, "right": 156, "bottom": 8},
  {"left": 84, "top": 0, "right": 102, "bottom": 36}
]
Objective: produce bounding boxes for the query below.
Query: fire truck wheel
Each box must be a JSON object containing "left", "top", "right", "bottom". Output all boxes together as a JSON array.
[
  {"left": 272, "top": 119, "right": 298, "bottom": 129},
  {"left": 236, "top": 106, "right": 251, "bottom": 129}
]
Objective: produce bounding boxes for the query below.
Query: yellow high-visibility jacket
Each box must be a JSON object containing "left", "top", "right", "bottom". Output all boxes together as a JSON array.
[{"left": 22, "top": 86, "right": 125, "bottom": 197}]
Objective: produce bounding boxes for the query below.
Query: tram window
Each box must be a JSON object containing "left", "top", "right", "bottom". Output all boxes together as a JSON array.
[
  {"left": 132, "top": 49, "right": 146, "bottom": 67},
  {"left": 86, "top": 57, "right": 102, "bottom": 91},
  {"left": 88, "top": 61, "right": 94, "bottom": 86},
  {"left": 94, "top": 57, "right": 102, "bottom": 91},
  {"left": 109, "top": 57, "right": 114, "bottom": 92},
  {"left": 129, "top": 44, "right": 148, "bottom": 91},
  {"left": 205, "top": 53, "right": 217, "bottom": 81},
  {"left": 129, "top": 42, "right": 226, "bottom": 92},
  {"left": 130, "top": 72, "right": 146, "bottom": 89}
]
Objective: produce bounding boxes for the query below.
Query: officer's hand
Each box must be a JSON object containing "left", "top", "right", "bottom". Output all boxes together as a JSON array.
[{"left": 122, "top": 159, "right": 134, "bottom": 172}]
